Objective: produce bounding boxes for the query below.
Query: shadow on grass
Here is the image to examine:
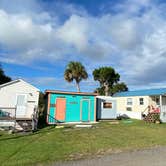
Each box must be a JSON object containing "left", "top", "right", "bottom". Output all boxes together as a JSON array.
[
  {"left": 0, "top": 125, "right": 56, "bottom": 141},
  {"left": 1, "top": 126, "right": 57, "bottom": 165}
]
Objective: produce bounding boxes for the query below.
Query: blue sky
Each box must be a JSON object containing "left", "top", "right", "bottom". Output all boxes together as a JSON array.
[{"left": 1, "top": 0, "right": 166, "bottom": 92}]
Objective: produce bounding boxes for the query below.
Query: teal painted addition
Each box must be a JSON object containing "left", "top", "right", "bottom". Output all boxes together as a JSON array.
[
  {"left": 49, "top": 107, "right": 55, "bottom": 123},
  {"left": 81, "top": 100, "right": 90, "bottom": 121},
  {"left": 48, "top": 93, "right": 96, "bottom": 123}
]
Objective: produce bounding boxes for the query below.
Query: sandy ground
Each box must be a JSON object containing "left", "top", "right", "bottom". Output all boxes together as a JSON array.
[{"left": 53, "top": 146, "right": 166, "bottom": 166}]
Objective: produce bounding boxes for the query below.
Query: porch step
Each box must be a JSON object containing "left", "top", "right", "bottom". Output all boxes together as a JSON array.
[{"left": 17, "top": 120, "right": 32, "bottom": 131}]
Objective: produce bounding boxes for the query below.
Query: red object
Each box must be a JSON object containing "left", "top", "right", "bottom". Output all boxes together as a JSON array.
[
  {"left": 150, "top": 105, "right": 160, "bottom": 113},
  {"left": 154, "top": 108, "right": 160, "bottom": 113},
  {"left": 55, "top": 98, "right": 66, "bottom": 121}
]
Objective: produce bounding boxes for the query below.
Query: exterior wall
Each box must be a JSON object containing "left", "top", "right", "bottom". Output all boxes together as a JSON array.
[
  {"left": 0, "top": 81, "right": 39, "bottom": 119},
  {"left": 115, "top": 96, "right": 150, "bottom": 119},
  {"left": 47, "top": 93, "right": 96, "bottom": 123},
  {"left": 160, "top": 97, "right": 166, "bottom": 122},
  {"left": 96, "top": 96, "right": 117, "bottom": 119}
]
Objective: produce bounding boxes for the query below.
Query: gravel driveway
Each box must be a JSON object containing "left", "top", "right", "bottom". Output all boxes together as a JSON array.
[{"left": 53, "top": 146, "right": 166, "bottom": 166}]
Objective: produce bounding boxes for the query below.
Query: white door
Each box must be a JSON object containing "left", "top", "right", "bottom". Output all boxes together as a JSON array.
[{"left": 16, "top": 94, "right": 27, "bottom": 118}]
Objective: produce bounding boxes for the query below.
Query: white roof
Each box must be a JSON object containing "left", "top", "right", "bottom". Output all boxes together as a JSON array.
[{"left": 0, "top": 79, "right": 40, "bottom": 91}]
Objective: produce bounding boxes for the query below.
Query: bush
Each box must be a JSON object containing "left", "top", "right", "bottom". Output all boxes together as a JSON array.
[{"left": 38, "top": 92, "right": 47, "bottom": 128}]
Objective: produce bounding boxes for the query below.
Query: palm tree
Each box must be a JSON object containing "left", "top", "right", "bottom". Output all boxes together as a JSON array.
[{"left": 64, "top": 61, "right": 88, "bottom": 92}]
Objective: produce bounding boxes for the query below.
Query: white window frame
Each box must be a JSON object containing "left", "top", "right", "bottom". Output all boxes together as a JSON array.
[
  {"left": 127, "top": 98, "right": 133, "bottom": 106},
  {"left": 139, "top": 98, "right": 144, "bottom": 105}
]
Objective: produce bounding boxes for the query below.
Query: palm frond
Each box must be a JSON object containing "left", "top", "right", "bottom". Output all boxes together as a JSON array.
[{"left": 64, "top": 61, "right": 88, "bottom": 91}]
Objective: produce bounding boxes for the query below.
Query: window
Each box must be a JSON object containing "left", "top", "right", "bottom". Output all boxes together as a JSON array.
[
  {"left": 126, "top": 107, "right": 132, "bottom": 111},
  {"left": 103, "top": 102, "right": 112, "bottom": 109},
  {"left": 139, "top": 98, "right": 144, "bottom": 105},
  {"left": 127, "top": 98, "right": 132, "bottom": 105}
]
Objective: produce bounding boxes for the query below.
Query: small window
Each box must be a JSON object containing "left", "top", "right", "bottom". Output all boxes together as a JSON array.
[
  {"left": 103, "top": 102, "right": 112, "bottom": 109},
  {"left": 127, "top": 98, "right": 132, "bottom": 105},
  {"left": 126, "top": 107, "right": 132, "bottom": 111},
  {"left": 139, "top": 98, "right": 144, "bottom": 105}
]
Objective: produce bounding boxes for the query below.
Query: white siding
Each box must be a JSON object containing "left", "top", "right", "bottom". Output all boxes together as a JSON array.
[
  {"left": 117, "top": 110, "right": 142, "bottom": 119},
  {"left": 96, "top": 96, "right": 117, "bottom": 119},
  {"left": 115, "top": 96, "right": 150, "bottom": 119},
  {"left": 0, "top": 80, "right": 39, "bottom": 119}
]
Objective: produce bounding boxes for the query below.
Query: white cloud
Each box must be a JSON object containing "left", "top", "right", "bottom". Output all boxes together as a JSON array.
[
  {"left": 57, "top": 15, "right": 88, "bottom": 52},
  {"left": 1, "top": 0, "right": 166, "bottom": 89},
  {"left": 0, "top": 9, "right": 59, "bottom": 63},
  {"left": 0, "top": 8, "right": 114, "bottom": 65},
  {"left": 23, "top": 76, "right": 98, "bottom": 92}
]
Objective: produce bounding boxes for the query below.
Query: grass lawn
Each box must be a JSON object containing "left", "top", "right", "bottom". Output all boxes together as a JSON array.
[{"left": 1, "top": 120, "right": 166, "bottom": 166}]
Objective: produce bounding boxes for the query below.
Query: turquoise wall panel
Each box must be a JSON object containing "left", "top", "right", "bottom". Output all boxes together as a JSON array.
[
  {"left": 65, "top": 95, "right": 80, "bottom": 122},
  {"left": 90, "top": 99, "right": 95, "bottom": 121},
  {"left": 49, "top": 107, "right": 55, "bottom": 123},
  {"left": 50, "top": 94, "right": 56, "bottom": 104},
  {"left": 48, "top": 93, "right": 96, "bottom": 123},
  {"left": 82, "top": 100, "right": 89, "bottom": 121}
]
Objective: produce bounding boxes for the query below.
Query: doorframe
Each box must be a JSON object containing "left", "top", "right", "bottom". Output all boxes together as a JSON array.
[
  {"left": 80, "top": 99, "right": 91, "bottom": 122},
  {"left": 15, "top": 93, "right": 28, "bottom": 105},
  {"left": 55, "top": 98, "right": 66, "bottom": 121},
  {"left": 15, "top": 93, "right": 28, "bottom": 117}
]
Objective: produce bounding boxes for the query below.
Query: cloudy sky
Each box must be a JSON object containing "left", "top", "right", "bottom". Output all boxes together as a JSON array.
[{"left": 1, "top": 0, "right": 166, "bottom": 92}]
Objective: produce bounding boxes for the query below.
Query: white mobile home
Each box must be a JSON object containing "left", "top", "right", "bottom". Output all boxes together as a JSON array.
[
  {"left": 113, "top": 88, "right": 166, "bottom": 122},
  {"left": 96, "top": 96, "right": 117, "bottom": 120},
  {"left": 0, "top": 79, "right": 40, "bottom": 130}
]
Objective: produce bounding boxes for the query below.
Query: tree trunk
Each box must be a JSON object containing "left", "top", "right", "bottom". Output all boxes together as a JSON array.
[
  {"left": 76, "top": 81, "right": 80, "bottom": 92},
  {"left": 105, "top": 86, "right": 109, "bottom": 96},
  {"left": 104, "top": 82, "right": 109, "bottom": 96}
]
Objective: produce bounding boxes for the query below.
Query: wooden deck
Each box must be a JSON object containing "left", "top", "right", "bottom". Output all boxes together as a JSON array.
[
  {"left": 0, "top": 117, "right": 15, "bottom": 120},
  {"left": 0, "top": 117, "right": 32, "bottom": 120}
]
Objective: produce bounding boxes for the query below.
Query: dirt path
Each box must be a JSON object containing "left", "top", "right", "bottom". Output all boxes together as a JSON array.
[{"left": 53, "top": 146, "right": 166, "bottom": 166}]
